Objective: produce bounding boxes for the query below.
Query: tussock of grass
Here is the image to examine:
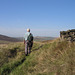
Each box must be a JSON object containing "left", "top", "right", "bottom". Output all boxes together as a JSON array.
[{"left": 0, "top": 54, "right": 25, "bottom": 75}]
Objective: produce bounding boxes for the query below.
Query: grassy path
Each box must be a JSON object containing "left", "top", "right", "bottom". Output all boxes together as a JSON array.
[{"left": 9, "top": 43, "right": 44, "bottom": 75}]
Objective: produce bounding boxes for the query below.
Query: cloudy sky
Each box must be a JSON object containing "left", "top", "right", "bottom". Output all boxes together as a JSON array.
[{"left": 0, "top": 0, "right": 75, "bottom": 37}]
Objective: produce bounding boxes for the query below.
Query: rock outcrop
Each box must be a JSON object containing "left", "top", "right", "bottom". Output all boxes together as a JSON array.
[{"left": 60, "top": 29, "right": 75, "bottom": 42}]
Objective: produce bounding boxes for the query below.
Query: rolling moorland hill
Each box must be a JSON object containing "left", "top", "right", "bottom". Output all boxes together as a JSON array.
[
  {"left": 16, "top": 36, "right": 56, "bottom": 42},
  {"left": 34, "top": 36, "right": 55, "bottom": 41},
  {"left": 0, "top": 34, "right": 55, "bottom": 43},
  {"left": 0, "top": 34, "right": 21, "bottom": 43},
  {"left": 0, "top": 38, "right": 75, "bottom": 75}
]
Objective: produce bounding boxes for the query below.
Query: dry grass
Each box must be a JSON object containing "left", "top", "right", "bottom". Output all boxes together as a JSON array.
[{"left": 0, "top": 39, "right": 75, "bottom": 75}]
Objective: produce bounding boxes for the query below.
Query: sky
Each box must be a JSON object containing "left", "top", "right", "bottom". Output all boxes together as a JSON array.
[{"left": 0, "top": 0, "right": 75, "bottom": 37}]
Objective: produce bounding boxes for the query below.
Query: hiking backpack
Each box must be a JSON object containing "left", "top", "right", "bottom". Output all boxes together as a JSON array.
[{"left": 27, "top": 33, "right": 33, "bottom": 42}]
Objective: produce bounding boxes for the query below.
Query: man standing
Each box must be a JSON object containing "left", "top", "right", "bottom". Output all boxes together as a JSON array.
[{"left": 24, "top": 28, "right": 33, "bottom": 56}]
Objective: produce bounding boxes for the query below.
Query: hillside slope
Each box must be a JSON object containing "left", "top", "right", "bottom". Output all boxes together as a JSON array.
[
  {"left": 0, "top": 34, "right": 20, "bottom": 42},
  {"left": 0, "top": 39, "right": 75, "bottom": 75}
]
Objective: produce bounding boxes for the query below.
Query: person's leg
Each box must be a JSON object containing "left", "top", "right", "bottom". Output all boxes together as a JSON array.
[
  {"left": 28, "top": 42, "right": 33, "bottom": 54},
  {"left": 28, "top": 46, "right": 32, "bottom": 54},
  {"left": 25, "top": 41, "right": 28, "bottom": 56}
]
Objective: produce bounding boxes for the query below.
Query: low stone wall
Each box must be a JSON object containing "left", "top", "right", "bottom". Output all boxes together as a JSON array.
[{"left": 60, "top": 29, "right": 75, "bottom": 42}]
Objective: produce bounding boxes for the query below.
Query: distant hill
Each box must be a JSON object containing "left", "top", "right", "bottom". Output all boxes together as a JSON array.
[
  {"left": 0, "top": 34, "right": 56, "bottom": 43},
  {"left": 34, "top": 36, "right": 56, "bottom": 41},
  {"left": 0, "top": 34, "right": 20, "bottom": 42},
  {"left": 15, "top": 36, "right": 56, "bottom": 42}
]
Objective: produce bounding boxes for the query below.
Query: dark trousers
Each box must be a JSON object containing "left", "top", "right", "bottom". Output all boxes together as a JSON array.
[{"left": 25, "top": 41, "right": 32, "bottom": 55}]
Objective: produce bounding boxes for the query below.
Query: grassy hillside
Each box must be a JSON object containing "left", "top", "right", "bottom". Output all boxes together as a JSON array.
[
  {"left": 0, "top": 34, "right": 20, "bottom": 42},
  {"left": 0, "top": 39, "right": 75, "bottom": 75}
]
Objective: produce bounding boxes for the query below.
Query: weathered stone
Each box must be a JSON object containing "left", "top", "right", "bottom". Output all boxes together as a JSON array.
[{"left": 60, "top": 29, "right": 75, "bottom": 42}]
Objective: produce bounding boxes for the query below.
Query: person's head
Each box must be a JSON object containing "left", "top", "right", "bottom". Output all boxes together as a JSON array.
[{"left": 27, "top": 28, "right": 30, "bottom": 32}]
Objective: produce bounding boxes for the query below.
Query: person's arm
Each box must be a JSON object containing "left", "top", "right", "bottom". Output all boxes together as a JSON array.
[{"left": 24, "top": 39, "right": 25, "bottom": 44}]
